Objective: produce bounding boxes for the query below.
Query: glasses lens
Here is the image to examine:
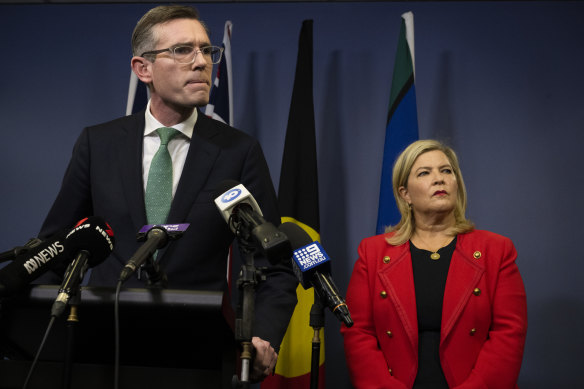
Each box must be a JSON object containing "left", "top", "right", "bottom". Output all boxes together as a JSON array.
[
  {"left": 172, "top": 46, "right": 223, "bottom": 64},
  {"left": 207, "top": 47, "right": 223, "bottom": 64},
  {"left": 173, "top": 46, "right": 195, "bottom": 64}
]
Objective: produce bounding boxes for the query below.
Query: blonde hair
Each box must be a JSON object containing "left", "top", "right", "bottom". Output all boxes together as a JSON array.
[{"left": 386, "top": 139, "right": 474, "bottom": 245}]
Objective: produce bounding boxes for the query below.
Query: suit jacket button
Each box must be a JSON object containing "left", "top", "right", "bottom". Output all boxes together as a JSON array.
[
  {"left": 383, "top": 256, "right": 391, "bottom": 264},
  {"left": 473, "top": 251, "right": 482, "bottom": 259},
  {"left": 380, "top": 291, "right": 387, "bottom": 298},
  {"left": 388, "top": 368, "right": 393, "bottom": 375},
  {"left": 386, "top": 330, "right": 393, "bottom": 338},
  {"left": 473, "top": 288, "right": 481, "bottom": 296},
  {"left": 470, "top": 328, "right": 477, "bottom": 336}
]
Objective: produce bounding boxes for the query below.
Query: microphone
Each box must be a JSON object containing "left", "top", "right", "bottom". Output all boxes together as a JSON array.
[
  {"left": 213, "top": 180, "right": 291, "bottom": 264},
  {"left": 0, "top": 237, "right": 43, "bottom": 264},
  {"left": 0, "top": 232, "right": 68, "bottom": 297},
  {"left": 118, "top": 223, "right": 189, "bottom": 285},
  {"left": 278, "top": 222, "right": 353, "bottom": 327},
  {"left": 51, "top": 216, "right": 115, "bottom": 317}
]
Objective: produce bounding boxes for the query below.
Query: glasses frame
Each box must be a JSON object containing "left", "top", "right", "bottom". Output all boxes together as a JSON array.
[{"left": 140, "top": 45, "right": 224, "bottom": 65}]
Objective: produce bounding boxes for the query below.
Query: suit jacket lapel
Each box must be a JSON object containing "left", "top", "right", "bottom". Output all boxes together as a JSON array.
[
  {"left": 378, "top": 243, "right": 419, "bottom": 353},
  {"left": 167, "top": 111, "right": 221, "bottom": 223},
  {"left": 441, "top": 235, "right": 485, "bottom": 343},
  {"left": 118, "top": 111, "right": 148, "bottom": 231}
]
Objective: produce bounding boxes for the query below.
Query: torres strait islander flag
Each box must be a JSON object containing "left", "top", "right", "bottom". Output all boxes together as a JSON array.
[{"left": 376, "top": 11, "right": 420, "bottom": 234}]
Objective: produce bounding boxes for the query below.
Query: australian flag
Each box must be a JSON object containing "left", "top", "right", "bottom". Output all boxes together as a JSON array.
[{"left": 205, "top": 21, "right": 233, "bottom": 126}]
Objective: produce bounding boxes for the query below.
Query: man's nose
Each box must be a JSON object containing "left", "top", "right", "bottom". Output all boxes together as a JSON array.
[{"left": 192, "top": 49, "right": 208, "bottom": 68}]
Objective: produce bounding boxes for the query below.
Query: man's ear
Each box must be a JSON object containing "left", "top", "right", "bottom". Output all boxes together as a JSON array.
[{"left": 131, "top": 56, "right": 152, "bottom": 84}]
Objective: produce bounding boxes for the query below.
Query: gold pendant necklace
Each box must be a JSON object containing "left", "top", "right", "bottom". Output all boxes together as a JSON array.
[{"left": 415, "top": 234, "right": 452, "bottom": 261}]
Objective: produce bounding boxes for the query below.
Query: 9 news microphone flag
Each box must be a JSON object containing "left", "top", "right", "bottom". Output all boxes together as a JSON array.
[
  {"left": 205, "top": 21, "right": 233, "bottom": 126},
  {"left": 261, "top": 19, "right": 325, "bottom": 389},
  {"left": 376, "top": 11, "right": 419, "bottom": 234}
]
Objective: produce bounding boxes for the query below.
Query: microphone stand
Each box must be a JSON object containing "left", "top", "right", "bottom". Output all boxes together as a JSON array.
[
  {"left": 143, "top": 255, "right": 168, "bottom": 289},
  {"left": 232, "top": 244, "right": 266, "bottom": 389},
  {"left": 62, "top": 286, "right": 82, "bottom": 389},
  {"left": 309, "top": 290, "right": 325, "bottom": 389}
]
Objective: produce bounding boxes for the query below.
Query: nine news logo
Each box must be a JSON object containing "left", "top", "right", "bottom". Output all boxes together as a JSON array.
[
  {"left": 221, "top": 188, "right": 242, "bottom": 203},
  {"left": 293, "top": 241, "right": 329, "bottom": 271}
]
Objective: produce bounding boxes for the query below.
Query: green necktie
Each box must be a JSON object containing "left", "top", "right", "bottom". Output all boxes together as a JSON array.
[{"left": 145, "top": 127, "right": 179, "bottom": 226}]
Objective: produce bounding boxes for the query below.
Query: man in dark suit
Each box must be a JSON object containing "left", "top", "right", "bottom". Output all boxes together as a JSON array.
[{"left": 39, "top": 5, "right": 297, "bottom": 382}]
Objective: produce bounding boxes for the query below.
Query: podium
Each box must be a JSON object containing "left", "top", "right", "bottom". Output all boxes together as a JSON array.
[{"left": 0, "top": 285, "right": 236, "bottom": 389}]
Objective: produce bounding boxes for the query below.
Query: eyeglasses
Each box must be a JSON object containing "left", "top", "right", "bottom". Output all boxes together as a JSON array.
[{"left": 140, "top": 45, "right": 223, "bottom": 65}]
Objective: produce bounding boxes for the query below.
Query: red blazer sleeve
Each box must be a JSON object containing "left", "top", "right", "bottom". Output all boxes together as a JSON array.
[{"left": 341, "top": 239, "right": 408, "bottom": 389}]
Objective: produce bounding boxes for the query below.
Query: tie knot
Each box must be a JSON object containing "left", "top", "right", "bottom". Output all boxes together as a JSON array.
[{"left": 156, "top": 127, "right": 179, "bottom": 145}]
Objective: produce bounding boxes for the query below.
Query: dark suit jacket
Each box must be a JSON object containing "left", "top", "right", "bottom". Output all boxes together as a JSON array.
[
  {"left": 341, "top": 230, "right": 527, "bottom": 389},
  {"left": 40, "top": 108, "right": 298, "bottom": 348}
]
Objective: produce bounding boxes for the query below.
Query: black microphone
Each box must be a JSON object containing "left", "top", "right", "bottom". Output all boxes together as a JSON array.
[
  {"left": 0, "top": 237, "right": 43, "bottom": 264},
  {"left": 278, "top": 222, "right": 353, "bottom": 327},
  {"left": 51, "top": 216, "right": 115, "bottom": 317},
  {"left": 118, "top": 223, "right": 189, "bottom": 285},
  {"left": 213, "top": 180, "right": 291, "bottom": 264},
  {"left": 0, "top": 232, "right": 68, "bottom": 297}
]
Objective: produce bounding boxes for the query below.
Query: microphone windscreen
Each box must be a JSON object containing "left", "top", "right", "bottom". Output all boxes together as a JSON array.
[
  {"left": 278, "top": 222, "right": 313, "bottom": 249},
  {"left": 0, "top": 230, "right": 69, "bottom": 297},
  {"left": 65, "top": 216, "right": 115, "bottom": 266}
]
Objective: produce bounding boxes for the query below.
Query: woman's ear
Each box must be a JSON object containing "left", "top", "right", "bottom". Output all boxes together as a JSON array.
[{"left": 398, "top": 186, "right": 410, "bottom": 205}]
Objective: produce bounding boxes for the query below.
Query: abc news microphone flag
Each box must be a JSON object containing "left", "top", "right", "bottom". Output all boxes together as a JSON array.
[
  {"left": 376, "top": 11, "right": 419, "bottom": 233},
  {"left": 261, "top": 19, "right": 325, "bottom": 389}
]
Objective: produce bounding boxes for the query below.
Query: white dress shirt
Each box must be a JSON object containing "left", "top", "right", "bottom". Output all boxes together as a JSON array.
[{"left": 142, "top": 100, "right": 196, "bottom": 197}]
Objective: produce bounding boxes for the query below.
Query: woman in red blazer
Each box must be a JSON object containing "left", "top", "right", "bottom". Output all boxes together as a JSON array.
[{"left": 341, "top": 140, "right": 527, "bottom": 389}]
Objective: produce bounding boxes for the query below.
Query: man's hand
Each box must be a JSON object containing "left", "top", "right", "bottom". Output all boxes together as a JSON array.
[{"left": 250, "top": 336, "right": 278, "bottom": 382}]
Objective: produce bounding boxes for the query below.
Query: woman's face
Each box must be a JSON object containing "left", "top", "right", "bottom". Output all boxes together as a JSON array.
[{"left": 399, "top": 150, "right": 458, "bottom": 217}]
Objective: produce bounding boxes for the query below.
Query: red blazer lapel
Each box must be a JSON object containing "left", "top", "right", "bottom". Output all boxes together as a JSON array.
[
  {"left": 378, "top": 243, "right": 419, "bottom": 353},
  {"left": 441, "top": 238, "right": 485, "bottom": 343}
]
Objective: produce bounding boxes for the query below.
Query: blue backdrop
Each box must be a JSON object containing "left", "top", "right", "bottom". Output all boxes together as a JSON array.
[{"left": 1, "top": 2, "right": 583, "bottom": 388}]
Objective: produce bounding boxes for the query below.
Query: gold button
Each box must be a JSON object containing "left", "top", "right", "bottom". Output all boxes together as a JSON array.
[
  {"left": 473, "top": 251, "right": 482, "bottom": 259},
  {"left": 473, "top": 288, "right": 481, "bottom": 296},
  {"left": 386, "top": 330, "right": 393, "bottom": 338},
  {"left": 388, "top": 368, "right": 393, "bottom": 375},
  {"left": 470, "top": 328, "right": 477, "bottom": 336},
  {"left": 380, "top": 291, "right": 387, "bottom": 298},
  {"left": 383, "top": 256, "right": 391, "bottom": 264}
]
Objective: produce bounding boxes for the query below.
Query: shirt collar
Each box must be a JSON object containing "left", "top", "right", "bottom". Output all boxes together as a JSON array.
[{"left": 144, "top": 99, "right": 196, "bottom": 139}]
